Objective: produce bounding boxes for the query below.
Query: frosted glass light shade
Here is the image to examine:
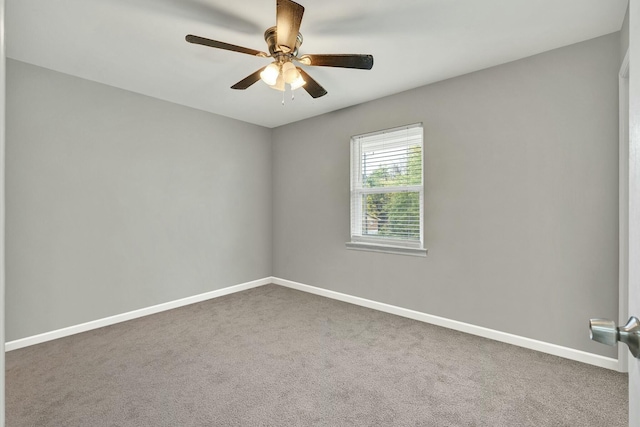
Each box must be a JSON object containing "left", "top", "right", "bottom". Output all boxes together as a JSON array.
[
  {"left": 282, "top": 61, "right": 300, "bottom": 84},
  {"left": 260, "top": 63, "right": 280, "bottom": 86},
  {"left": 270, "top": 74, "right": 285, "bottom": 91},
  {"left": 290, "top": 74, "right": 306, "bottom": 90}
]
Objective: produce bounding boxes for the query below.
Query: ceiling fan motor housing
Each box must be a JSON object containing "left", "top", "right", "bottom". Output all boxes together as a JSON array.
[{"left": 264, "top": 26, "right": 303, "bottom": 57}]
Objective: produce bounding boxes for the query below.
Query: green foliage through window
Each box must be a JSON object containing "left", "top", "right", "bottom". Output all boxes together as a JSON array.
[{"left": 362, "top": 145, "right": 422, "bottom": 240}]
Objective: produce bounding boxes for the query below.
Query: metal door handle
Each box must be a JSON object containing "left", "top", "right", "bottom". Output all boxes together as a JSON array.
[{"left": 589, "top": 316, "right": 640, "bottom": 359}]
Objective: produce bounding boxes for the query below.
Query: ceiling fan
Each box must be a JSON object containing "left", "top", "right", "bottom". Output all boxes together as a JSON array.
[{"left": 185, "top": 0, "right": 374, "bottom": 99}]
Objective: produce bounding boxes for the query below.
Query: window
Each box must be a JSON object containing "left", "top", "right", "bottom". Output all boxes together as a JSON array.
[{"left": 347, "top": 123, "right": 426, "bottom": 256}]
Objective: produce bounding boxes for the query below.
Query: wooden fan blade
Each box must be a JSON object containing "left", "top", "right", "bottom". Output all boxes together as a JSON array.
[
  {"left": 231, "top": 67, "right": 267, "bottom": 90},
  {"left": 186, "top": 35, "right": 267, "bottom": 57},
  {"left": 276, "top": 0, "right": 304, "bottom": 53},
  {"left": 297, "top": 54, "right": 374, "bottom": 70},
  {"left": 297, "top": 68, "right": 327, "bottom": 98}
]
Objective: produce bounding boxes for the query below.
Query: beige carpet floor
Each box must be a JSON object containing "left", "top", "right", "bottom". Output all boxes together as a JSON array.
[{"left": 6, "top": 284, "right": 628, "bottom": 426}]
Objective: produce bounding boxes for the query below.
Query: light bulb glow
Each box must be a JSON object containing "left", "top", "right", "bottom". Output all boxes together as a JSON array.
[
  {"left": 260, "top": 63, "right": 280, "bottom": 86},
  {"left": 282, "top": 61, "right": 299, "bottom": 84},
  {"left": 290, "top": 74, "right": 306, "bottom": 90}
]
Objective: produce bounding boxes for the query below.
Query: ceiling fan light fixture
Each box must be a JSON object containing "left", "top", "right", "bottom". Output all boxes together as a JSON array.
[
  {"left": 282, "top": 61, "right": 299, "bottom": 84},
  {"left": 270, "top": 73, "right": 286, "bottom": 91},
  {"left": 290, "top": 74, "right": 306, "bottom": 90},
  {"left": 260, "top": 62, "right": 280, "bottom": 86}
]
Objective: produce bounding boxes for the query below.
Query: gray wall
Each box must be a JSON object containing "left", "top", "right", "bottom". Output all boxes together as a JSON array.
[
  {"left": 6, "top": 59, "right": 272, "bottom": 341},
  {"left": 272, "top": 33, "right": 620, "bottom": 357}
]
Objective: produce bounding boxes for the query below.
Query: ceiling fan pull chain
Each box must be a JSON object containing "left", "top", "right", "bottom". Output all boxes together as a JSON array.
[{"left": 282, "top": 90, "right": 285, "bottom": 106}]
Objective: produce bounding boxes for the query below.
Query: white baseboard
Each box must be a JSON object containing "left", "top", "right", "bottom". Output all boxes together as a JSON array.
[
  {"left": 271, "top": 277, "right": 620, "bottom": 371},
  {"left": 5, "top": 277, "right": 271, "bottom": 352},
  {"left": 6, "top": 276, "right": 620, "bottom": 372}
]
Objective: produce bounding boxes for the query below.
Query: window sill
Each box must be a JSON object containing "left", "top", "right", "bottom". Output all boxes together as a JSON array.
[{"left": 345, "top": 242, "right": 427, "bottom": 257}]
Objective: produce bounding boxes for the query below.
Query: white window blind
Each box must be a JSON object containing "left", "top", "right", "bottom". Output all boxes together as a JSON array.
[{"left": 350, "top": 123, "right": 424, "bottom": 250}]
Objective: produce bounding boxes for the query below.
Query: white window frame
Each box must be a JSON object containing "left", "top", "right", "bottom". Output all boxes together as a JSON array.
[{"left": 346, "top": 123, "right": 427, "bottom": 257}]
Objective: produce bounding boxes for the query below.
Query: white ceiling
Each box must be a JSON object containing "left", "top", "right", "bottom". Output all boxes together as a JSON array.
[{"left": 6, "top": 0, "right": 628, "bottom": 128}]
